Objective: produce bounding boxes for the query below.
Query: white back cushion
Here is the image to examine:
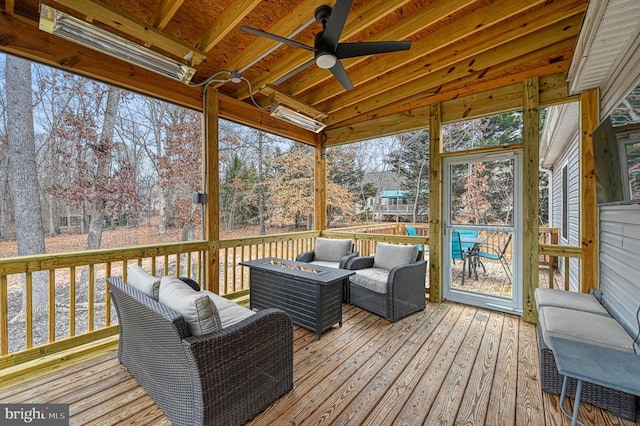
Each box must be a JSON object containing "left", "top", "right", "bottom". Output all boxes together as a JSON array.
[
  {"left": 159, "top": 276, "right": 222, "bottom": 336},
  {"left": 314, "top": 238, "right": 352, "bottom": 262},
  {"left": 373, "top": 243, "right": 418, "bottom": 271},
  {"left": 127, "top": 265, "right": 160, "bottom": 300}
]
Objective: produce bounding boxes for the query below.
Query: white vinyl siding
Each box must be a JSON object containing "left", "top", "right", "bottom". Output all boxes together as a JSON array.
[
  {"left": 551, "top": 134, "right": 580, "bottom": 291},
  {"left": 599, "top": 203, "right": 640, "bottom": 341}
]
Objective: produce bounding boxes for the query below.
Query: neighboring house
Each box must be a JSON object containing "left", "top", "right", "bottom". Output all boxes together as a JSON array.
[{"left": 359, "top": 171, "right": 428, "bottom": 222}]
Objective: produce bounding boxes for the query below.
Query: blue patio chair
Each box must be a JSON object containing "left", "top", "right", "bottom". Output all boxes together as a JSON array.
[
  {"left": 456, "top": 229, "right": 479, "bottom": 252},
  {"left": 476, "top": 234, "right": 513, "bottom": 284},
  {"left": 405, "top": 225, "right": 428, "bottom": 253},
  {"left": 451, "top": 231, "right": 467, "bottom": 285}
]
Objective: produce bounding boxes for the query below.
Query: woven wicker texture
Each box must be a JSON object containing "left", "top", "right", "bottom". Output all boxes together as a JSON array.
[
  {"left": 346, "top": 255, "right": 427, "bottom": 322},
  {"left": 108, "top": 277, "right": 293, "bottom": 426},
  {"left": 536, "top": 324, "right": 636, "bottom": 420}
]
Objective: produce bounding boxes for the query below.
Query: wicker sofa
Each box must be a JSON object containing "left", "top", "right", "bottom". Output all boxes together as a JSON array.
[
  {"left": 107, "top": 269, "right": 293, "bottom": 426},
  {"left": 535, "top": 288, "right": 637, "bottom": 420},
  {"left": 346, "top": 242, "right": 427, "bottom": 322}
]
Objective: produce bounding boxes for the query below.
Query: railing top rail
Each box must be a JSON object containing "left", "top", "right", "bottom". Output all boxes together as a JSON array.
[
  {"left": 0, "top": 240, "right": 210, "bottom": 275},
  {"left": 539, "top": 244, "right": 582, "bottom": 258}
]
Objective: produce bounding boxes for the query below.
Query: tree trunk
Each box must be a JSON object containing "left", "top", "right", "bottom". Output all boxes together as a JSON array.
[
  {"left": 86, "top": 87, "right": 120, "bottom": 250},
  {"left": 6, "top": 56, "right": 48, "bottom": 318},
  {"left": 0, "top": 153, "right": 9, "bottom": 240},
  {"left": 79, "top": 87, "right": 120, "bottom": 303},
  {"left": 257, "top": 131, "right": 266, "bottom": 235}
]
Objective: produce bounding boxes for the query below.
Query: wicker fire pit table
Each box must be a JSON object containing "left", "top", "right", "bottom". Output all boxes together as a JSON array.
[{"left": 240, "top": 257, "right": 354, "bottom": 339}]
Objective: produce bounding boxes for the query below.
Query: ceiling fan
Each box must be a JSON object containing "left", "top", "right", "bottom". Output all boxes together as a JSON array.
[{"left": 240, "top": 0, "right": 411, "bottom": 91}]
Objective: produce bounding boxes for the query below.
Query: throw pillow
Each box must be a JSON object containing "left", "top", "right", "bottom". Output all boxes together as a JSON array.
[
  {"left": 159, "top": 276, "right": 222, "bottom": 336},
  {"left": 373, "top": 242, "right": 418, "bottom": 271},
  {"left": 127, "top": 265, "right": 160, "bottom": 300}
]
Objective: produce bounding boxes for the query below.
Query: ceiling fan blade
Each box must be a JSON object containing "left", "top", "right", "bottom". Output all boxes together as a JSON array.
[
  {"left": 273, "top": 58, "right": 316, "bottom": 85},
  {"left": 323, "top": 0, "right": 353, "bottom": 50},
  {"left": 336, "top": 41, "right": 412, "bottom": 59},
  {"left": 329, "top": 60, "right": 354, "bottom": 91},
  {"left": 241, "top": 26, "right": 315, "bottom": 52}
]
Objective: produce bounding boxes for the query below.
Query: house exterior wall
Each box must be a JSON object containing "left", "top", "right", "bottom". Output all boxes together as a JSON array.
[
  {"left": 551, "top": 133, "right": 580, "bottom": 291},
  {"left": 599, "top": 203, "right": 640, "bottom": 340}
]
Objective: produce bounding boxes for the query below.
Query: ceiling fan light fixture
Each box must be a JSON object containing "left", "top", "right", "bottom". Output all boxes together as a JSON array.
[
  {"left": 270, "top": 104, "right": 327, "bottom": 133},
  {"left": 39, "top": 4, "right": 196, "bottom": 84},
  {"left": 316, "top": 52, "right": 337, "bottom": 69}
]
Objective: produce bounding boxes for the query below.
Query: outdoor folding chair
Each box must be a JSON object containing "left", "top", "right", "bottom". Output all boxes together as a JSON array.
[{"left": 476, "top": 234, "right": 513, "bottom": 284}]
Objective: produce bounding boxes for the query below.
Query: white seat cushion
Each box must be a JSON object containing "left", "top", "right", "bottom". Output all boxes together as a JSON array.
[
  {"left": 309, "top": 260, "right": 340, "bottom": 269},
  {"left": 159, "top": 276, "right": 222, "bottom": 336},
  {"left": 127, "top": 265, "right": 160, "bottom": 300},
  {"left": 538, "top": 306, "right": 634, "bottom": 353},
  {"left": 535, "top": 288, "right": 609, "bottom": 316},
  {"left": 350, "top": 267, "right": 390, "bottom": 294}
]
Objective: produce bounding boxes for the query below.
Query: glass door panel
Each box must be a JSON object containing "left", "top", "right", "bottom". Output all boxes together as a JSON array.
[{"left": 443, "top": 152, "right": 522, "bottom": 314}]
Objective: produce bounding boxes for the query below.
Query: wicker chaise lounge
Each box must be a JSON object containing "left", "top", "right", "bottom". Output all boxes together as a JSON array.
[{"left": 108, "top": 276, "right": 293, "bottom": 426}]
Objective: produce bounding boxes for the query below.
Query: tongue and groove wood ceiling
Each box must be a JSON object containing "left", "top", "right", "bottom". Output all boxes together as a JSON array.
[{"left": 1, "top": 0, "right": 588, "bottom": 143}]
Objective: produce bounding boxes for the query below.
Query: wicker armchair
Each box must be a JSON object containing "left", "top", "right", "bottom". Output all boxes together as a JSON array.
[
  {"left": 346, "top": 242, "right": 427, "bottom": 322},
  {"left": 108, "top": 277, "right": 293, "bottom": 426}
]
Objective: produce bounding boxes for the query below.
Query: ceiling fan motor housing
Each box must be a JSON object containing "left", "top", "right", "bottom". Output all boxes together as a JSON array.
[{"left": 314, "top": 31, "right": 337, "bottom": 69}]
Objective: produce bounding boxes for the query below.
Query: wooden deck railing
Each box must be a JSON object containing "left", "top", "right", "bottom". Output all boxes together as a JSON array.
[
  {"left": 0, "top": 224, "right": 574, "bottom": 371},
  {"left": 0, "top": 226, "right": 430, "bottom": 369}
]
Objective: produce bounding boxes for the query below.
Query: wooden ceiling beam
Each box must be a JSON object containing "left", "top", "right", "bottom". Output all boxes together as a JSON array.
[
  {"left": 325, "top": 70, "right": 572, "bottom": 145},
  {"left": 213, "top": 0, "right": 330, "bottom": 84},
  {"left": 148, "top": 0, "right": 185, "bottom": 30},
  {"left": 47, "top": 0, "right": 207, "bottom": 65},
  {"left": 195, "top": 0, "right": 262, "bottom": 53},
  {"left": 230, "top": 0, "right": 415, "bottom": 100},
  {"left": 330, "top": 59, "right": 572, "bottom": 133},
  {"left": 324, "top": 106, "right": 431, "bottom": 145},
  {"left": 302, "top": 0, "right": 584, "bottom": 106},
  {"left": 322, "top": 15, "right": 581, "bottom": 125},
  {"left": 279, "top": 0, "right": 473, "bottom": 99}
]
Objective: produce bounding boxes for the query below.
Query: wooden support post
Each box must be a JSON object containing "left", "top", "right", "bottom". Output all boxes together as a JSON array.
[
  {"left": 315, "top": 136, "right": 327, "bottom": 231},
  {"left": 523, "top": 77, "right": 540, "bottom": 323},
  {"left": 428, "top": 104, "right": 442, "bottom": 303},
  {"left": 204, "top": 87, "right": 220, "bottom": 293},
  {"left": 580, "top": 88, "right": 599, "bottom": 293}
]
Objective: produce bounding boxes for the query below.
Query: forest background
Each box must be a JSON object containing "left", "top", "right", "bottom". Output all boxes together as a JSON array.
[{"left": 0, "top": 53, "right": 543, "bottom": 262}]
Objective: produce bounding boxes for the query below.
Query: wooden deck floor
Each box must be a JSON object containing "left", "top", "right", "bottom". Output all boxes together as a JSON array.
[{"left": 1, "top": 301, "right": 638, "bottom": 425}]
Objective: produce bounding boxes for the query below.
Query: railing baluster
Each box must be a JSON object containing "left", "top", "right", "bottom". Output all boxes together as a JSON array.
[
  {"left": 105, "top": 261, "right": 112, "bottom": 326},
  {"left": 564, "top": 257, "right": 570, "bottom": 291},
  {"left": 49, "top": 269, "right": 56, "bottom": 343},
  {"left": 88, "top": 264, "right": 95, "bottom": 332},
  {"left": 26, "top": 272, "right": 33, "bottom": 349},
  {"left": 0, "top": 275, "right": 8, "bottom": 356},
  {"left": 176, "top": 253, "right": 182, "bottom": 277},
  {"left": 70, "top": 267, "right": 76, "bottom": 337}
]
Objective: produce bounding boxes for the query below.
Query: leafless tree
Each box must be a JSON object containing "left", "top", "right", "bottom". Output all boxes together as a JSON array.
[{"left": 5, "top": 55, "right": 48, "bottom": 319}]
